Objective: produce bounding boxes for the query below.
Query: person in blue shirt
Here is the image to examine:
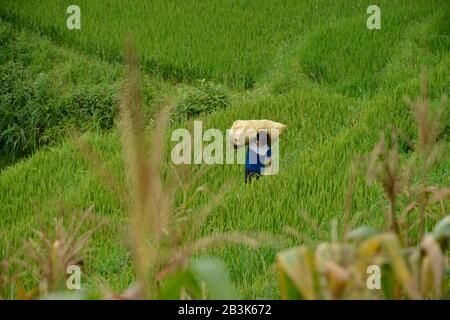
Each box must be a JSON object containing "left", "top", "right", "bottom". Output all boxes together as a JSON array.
[{"left": 245, "top": 131, "right": 272, "bottom": 183}]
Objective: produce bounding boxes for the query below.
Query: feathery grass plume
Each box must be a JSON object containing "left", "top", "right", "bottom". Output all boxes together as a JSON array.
[
  {"left": 367, "top": 132, "right": 403, "bottom": 243},
  {"left": 93, "top": 37, "right": 258, "bottom": 299},
  {"left": 405, "top": 69, "right": 447, "bottom": 156},
  {"left": 118, "top": 36, "right": 163, "bottom": 298},
  {"left": 16, "top": 206, "right": 104, "bottom": 298},
  {"left": 401, "top": 69, "right": 449, "bottom": 241}
]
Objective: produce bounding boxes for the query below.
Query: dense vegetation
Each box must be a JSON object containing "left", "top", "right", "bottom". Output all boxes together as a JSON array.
[
  {"left": 0, "top": 1, "right": 448, "bottom": 298},
  {"left": 0, "top": 20, "right": 120, "bottom": 165}
]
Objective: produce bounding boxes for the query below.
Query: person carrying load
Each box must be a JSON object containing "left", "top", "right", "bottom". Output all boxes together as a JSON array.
[{"left": 228, "top": 120, "right": 287, "bottom": 183}]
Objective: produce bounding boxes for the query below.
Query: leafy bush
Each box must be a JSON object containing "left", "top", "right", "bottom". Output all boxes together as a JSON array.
[
  {"left": 64, "top": 86, "right": 117, "bottom": 131},
  {"left": 174, "top": 80, "right": 229, "bottom": 121},
  {"left": 0, "top": 61, "right": 117, "bottom": 162},
  {"left": 0, "top": 20, "right": 125, "bottom": 167},
  {"left": 0, "top": 62, "right": 53, "bottom": 158}
]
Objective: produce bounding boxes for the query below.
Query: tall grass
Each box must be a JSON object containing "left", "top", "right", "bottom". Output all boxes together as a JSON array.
[{"left": 74, "top": 39, "right": 257, "bottom": 299}]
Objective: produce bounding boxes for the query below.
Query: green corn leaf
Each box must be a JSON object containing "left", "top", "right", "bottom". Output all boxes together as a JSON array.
[
  {"left": 190, "top": 257, "right": 239, "bottom": 300},
  {"left": 432, "top": 216, "right": 450, "bottom": 243},
  {"left": 277, "top": 246, "right": 317, "bottom": 300},
  {"left": 158, "top": 268, "right": 202, "bottom": 300},
  {"left": 347, "top": 226, "right": 378, "bottom": 242}
]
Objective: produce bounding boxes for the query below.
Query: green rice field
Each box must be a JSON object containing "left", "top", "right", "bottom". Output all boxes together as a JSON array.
[{"left": 0, "top": 0, "right": 448, "bottom": 299}]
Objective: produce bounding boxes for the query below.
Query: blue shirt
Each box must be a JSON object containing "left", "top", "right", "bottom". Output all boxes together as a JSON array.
[{"left": 245, "top": 143, "right": 271, "bottom": 173}]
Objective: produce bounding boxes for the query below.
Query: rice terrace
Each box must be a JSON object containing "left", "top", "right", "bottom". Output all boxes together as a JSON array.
[{"left": 0, "top": 0, "right": 449, "bottom": 303}]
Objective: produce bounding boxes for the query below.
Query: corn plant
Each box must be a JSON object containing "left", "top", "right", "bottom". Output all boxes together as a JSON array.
[{"left": 278, "top": 216, "right": 450, "bottom": 299}]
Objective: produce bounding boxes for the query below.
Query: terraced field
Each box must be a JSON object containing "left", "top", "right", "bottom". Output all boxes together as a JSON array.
[{"left": 0, "top": 1, "right": 448, "bottom": 298}]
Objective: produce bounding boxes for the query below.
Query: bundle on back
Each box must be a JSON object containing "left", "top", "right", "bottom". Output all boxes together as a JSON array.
[{"left": 229, "top": 120, "right": 287, "bottom": 148}]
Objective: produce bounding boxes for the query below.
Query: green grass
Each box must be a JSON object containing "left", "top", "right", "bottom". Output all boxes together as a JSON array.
[
  {"left": 0, "top": 1, "right": 449, "bottom": 298},
  {"left": 1, "top": 0, "right": 446, "bottom": 90}
]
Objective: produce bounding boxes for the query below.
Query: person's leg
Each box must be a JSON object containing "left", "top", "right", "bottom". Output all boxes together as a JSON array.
[
  {"left": 245, "top": 171, "right": 261, "bottom": 184},
  {"left": 245, "top": 170, "right": 257, "bottom": 184}
]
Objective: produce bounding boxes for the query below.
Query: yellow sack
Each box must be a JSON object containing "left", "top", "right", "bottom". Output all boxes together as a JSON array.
[{"left": 229, "top": 119, "right": 287, "bottom": 148}]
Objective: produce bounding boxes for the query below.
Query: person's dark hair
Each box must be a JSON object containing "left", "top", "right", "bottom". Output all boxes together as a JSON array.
[{"left": 256, "top": 130, "right": 271, "bottom": 147}]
